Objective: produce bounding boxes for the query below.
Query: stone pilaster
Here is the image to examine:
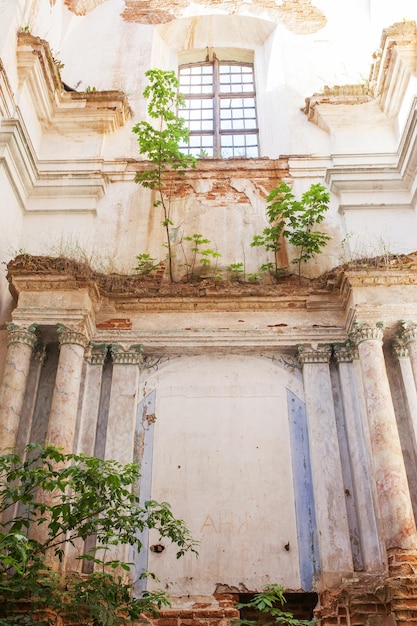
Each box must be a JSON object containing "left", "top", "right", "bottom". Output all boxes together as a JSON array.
[
  {"left": 46, "top": 324, "right": 89, "bottom": 454},
  {"left": 0, "top": 323, "right": 39, "bottom": 453},
  {"left": 76, "top": 343, "right": 108, "bottom": 456},
  {"left": 399, "top": 320, "right": 417, "bottom": 388},
  {"left": 16, "top": 344, "right": 47, "bottom": 454},
  {"left": 105, "top": 344, "right": 143, "bottom": 464},
  {"left": 102, "top": 344, "right": 143, "bottom": 566},
  {"left": 393, "top": 335, "right": 417, "bottom": 425},
  {"left": 333, "top": 342, "right": 383, "bottom": 572},
  {"left": 351, "top": 322, "right": 417, "bottom": 551},
  {"left": 298, "top": 344, "right": 354, "bottom": 584}
]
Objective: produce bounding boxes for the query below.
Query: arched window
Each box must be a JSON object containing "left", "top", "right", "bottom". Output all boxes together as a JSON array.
[{"left": 178, "top": 53, "right": 259, "bottom": 158}]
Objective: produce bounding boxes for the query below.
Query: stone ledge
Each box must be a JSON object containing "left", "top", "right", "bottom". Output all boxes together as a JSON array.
[{"left": 16, "top": 32, "right": 130, "bottom": 133}]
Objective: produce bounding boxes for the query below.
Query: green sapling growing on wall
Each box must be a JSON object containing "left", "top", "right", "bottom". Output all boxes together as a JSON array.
[
  {"left": 252, "top": 182, "right": 330, "bottom": 280},
  {"left": 132, "top": 69, "right": 196, "bottom": 282}
]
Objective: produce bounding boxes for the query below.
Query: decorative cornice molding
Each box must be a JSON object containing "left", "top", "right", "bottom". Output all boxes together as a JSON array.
[
  {"left": 304, "top": 22, "right": 417, "bottom": 128},
  {"left": 17, "top": 32, "right": 130, "bottom": 134},
  {"left": 109, "top": 344, "right": 143, "bottom": 365},
  {"left": 297, "top": 344, "right": 332, "bottom": 366},
  {"left": 6, "top": 323, "right": 39, "bottom": 349}
]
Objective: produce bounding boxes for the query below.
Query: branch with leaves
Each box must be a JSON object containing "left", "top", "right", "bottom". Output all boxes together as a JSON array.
[
  {"left": 0, "top": 444, "right": 198, "bottom": 625},
  {"left": 252, "top": 182, "right": 330, "bottom": 280},
  {"left": 132, "top": 69, "right": 196, "bottom": 282}
]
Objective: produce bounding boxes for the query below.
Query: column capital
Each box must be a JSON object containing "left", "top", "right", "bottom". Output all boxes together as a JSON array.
[
  {"left": 333, "top": 341, "right": 358, "bottom": 363},
  {"left": 56, "top": 324, "right": 89, "bottom": 349},
  {"left": 392, "top": 338, "right": 409, "bottom": 359},
  {"left": 85, "top": 342, "right": 108, "bottom": 365},
  {"left": 399, "top": 320, "right": 417, "bottom": 346},
  {"left": 297, "top": 344, "right": 331, "bottom": 366},
  {"left": 109, "top": 344, "right": 143, "bottom": 365},
  {"left": 350, "top": 321, "right": 384, "bottom": 346},
  {"left": 6, "top": 323, "right": 39, "bottom": 349},
  {"left": 33, "top": 344, "right": 47, "bottom": 364}
]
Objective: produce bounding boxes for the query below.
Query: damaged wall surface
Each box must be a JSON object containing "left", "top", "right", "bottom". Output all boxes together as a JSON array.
[{"left": 2, "top": 0, "right": 417, "bottom": 624}]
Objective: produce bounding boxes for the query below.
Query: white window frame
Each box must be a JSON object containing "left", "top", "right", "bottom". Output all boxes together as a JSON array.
[{"left": 178, "top": 57, "right": 259, "bottom": 158}]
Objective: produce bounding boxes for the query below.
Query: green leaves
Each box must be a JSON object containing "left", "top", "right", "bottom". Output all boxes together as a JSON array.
[
  {"left": 251, "top": 182, "right": 330, "bottom": 280},
  {"left": 235, "top": 584, "right": 314, "bottom": 626},
  {"left": 132, "top": 69, "right": 197, "bottom": 281},
  {"left": 0, "top": 445, "right": 197, "bottom": 625},
  {"left": 182, "top": 234, "right": 222, "bottom": 279}
]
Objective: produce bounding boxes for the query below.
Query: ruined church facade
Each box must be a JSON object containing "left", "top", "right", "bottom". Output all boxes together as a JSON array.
[{"left": 2, "top": 0, "right": 417, "bottom": 623}]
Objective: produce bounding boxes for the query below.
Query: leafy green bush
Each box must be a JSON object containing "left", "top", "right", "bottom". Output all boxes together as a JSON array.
[
  {"left": 235, "top": 584, "right": 314, "bottom": 626},
  {"left": 0, "top": 444, "right": 197, "bottom": 625},
  {"left": 252, "top": 182, "right": 330, "bottom": 280}
]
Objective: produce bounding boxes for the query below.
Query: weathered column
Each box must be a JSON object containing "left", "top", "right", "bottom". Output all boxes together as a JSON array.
[
  {"left": 333, "top": 342, "right": 383, "bottom": 572},
  {"left": 298, "top": 344, "right": 353, "bottom": 585},
  {"left": 399, "top": 321, "right": 417, "bottom": 389},
  {"left": 76, "top": 342, "right": 108, "bottom": 456},
  {"left": 392, "top": 339, "right": 417, "bottom": 447},
  {"left": 351, "top": 322, "right": 417, "bottom": 550},
  {"left": 0, "top": 323, "right": 39, "bottom": 453},
  {"left": 105, "top": 344, "right": 143, "bottom": 464},
  {"left": 46, "top": 324, "right": 89, "bottom": 454}
]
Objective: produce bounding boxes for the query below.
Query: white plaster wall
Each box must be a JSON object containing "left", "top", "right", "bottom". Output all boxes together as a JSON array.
[
  {"left": 142, "top": 355, "right": 305, "bottom": 595},
  {"left": 1, "top": 0, "right": 417, "bottom": 292}
]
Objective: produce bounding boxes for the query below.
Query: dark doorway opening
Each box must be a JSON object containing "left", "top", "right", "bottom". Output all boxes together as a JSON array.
[{"left": 238, "top": 592, "right": 318, "bottom": 622}]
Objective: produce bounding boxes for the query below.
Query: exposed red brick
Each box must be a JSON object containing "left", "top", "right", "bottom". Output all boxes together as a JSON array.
[{"left": 96, "top": 318, "right": 132, "bottom": 330}]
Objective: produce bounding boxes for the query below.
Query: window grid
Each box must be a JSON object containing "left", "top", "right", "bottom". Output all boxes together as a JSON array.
[{"left": 179, "top": 60, "right": 258, "bottom": 158}]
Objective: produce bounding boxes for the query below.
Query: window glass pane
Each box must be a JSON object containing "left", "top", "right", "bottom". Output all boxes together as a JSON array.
[{"left": 179, "top": 60, "right": 258, "bottom": 158}]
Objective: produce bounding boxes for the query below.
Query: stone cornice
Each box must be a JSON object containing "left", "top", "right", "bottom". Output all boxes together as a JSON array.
[
  {"left": 304, "top": 22, "right": 417, "bottom": 129},
  {"left": 0, "top": 118, "right": 107, "bottom": 212},
  {"left": 7, "top": 255, "right": 417, "bottom": 351},
  {"left": 16, "top": 32, "right": 130, "bottom": 134}
]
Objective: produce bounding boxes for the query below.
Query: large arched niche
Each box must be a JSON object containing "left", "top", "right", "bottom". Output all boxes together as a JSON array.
[{"left": 136, "top": 353, "right": 318, "bottom": 596}]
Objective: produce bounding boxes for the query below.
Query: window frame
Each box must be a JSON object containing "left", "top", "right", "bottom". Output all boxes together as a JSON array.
[{"left": 178, "top": 57, "right": 259, "bottom": 158}]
